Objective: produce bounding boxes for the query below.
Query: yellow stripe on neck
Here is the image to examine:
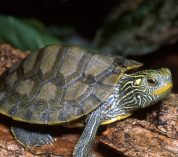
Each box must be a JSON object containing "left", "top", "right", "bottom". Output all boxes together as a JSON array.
[
  {"left": 101, "top": 113, "right": 132, "bottom": 125},
  {"left": 153, "top": 83, "right": 173, "bottom": 96}
]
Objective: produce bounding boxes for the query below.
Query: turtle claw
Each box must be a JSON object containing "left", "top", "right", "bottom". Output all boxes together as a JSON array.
[
  {"left": 37, "top": 134, "right": 53, "bottom": 146},
  {"left": 11, "top": 127, "right": 53, "bottom": 147}
]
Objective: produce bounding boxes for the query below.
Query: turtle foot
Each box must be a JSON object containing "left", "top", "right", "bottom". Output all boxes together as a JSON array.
[{"left": 11, "top": 127, "right": 53, "bottom": 147}]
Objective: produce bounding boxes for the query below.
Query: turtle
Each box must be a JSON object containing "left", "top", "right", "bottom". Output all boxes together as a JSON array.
[{"left": 0, "top": 44, "right": 172, "bottom": 157}]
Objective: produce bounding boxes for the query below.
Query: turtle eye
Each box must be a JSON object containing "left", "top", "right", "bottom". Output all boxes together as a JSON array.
[{"left": 147, "top": 78, "right": 157, "bottom": 86}]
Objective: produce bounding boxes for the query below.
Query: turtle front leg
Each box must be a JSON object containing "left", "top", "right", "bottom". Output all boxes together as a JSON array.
[
  {"left": 73, "top": 108, "right": 103, "bottom": 157},
  {"left": 11, "top": 127, "right": 53, "bottom": 147}
]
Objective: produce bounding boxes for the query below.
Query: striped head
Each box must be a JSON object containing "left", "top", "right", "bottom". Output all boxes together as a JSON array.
[{"left": 118, "top": 68, "right": 173, "bottom": 113}]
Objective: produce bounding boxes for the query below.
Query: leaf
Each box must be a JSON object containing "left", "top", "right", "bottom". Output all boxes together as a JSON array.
[{"left": 0, "top": 15, "right": 61, "bottom": 50}]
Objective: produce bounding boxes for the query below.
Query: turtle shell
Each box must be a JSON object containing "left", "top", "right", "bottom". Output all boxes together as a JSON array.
[{"left": 0, "top": 45, "right": 142, "bottom": 124}]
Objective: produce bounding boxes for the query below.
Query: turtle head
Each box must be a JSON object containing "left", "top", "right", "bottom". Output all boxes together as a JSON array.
[{"left": 118, "top": 68, "right": 173, "bottom": 112}]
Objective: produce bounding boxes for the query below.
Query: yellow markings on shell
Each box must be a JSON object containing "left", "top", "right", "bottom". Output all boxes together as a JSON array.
[
  {"left": 61, "top": 113, "right": 133, "bottom": 127},
  {"left": 101, "top": 113, "right": 132, "bottom": 125},
  {"left": 126, "top": 62, "right": 143, "bottom": 70},
  {"left": 153, "top": 82, "right": 173, "bottom": 96},
  {"left": 0, "top": 110, "right": 10, "bottom": 117}
]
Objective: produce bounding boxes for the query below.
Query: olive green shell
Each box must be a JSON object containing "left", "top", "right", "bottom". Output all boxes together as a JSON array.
[{"left": 0, "top": 45, "right": 142, "bottom": 124}]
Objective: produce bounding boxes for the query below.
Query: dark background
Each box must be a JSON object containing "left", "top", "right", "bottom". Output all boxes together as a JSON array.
[{"left": 0, "top": 0, "right": 117, "bottom": 39}]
